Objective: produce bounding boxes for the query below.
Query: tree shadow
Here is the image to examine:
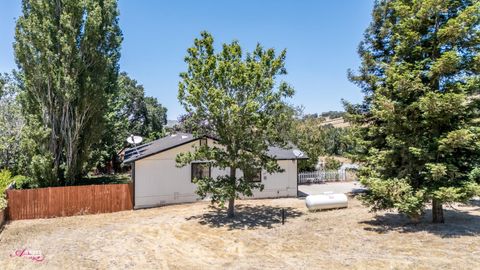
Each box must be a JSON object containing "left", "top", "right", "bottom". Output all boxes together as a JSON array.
[
  {"left": 360, "top": 204, "right": 480, "bottom": 238},
  {"left": 186, "top": 204, "right": 303, "bottom": 230},
  {"left": 462, "top": 198, "right": 480, "bottom": 209}
]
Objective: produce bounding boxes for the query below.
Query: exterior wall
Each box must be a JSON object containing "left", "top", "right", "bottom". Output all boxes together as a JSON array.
[{"left": 134, "top": 138, "right": 298, "bottom": 209}]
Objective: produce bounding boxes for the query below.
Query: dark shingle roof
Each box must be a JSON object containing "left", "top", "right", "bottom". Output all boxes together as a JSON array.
[{"left": 124, "top": 133, "right": 308, "bottom": 163}]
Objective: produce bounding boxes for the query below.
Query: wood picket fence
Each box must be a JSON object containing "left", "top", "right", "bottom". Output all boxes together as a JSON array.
[{"left": 6, "top": 183, "right": 133, "bottom": 220}]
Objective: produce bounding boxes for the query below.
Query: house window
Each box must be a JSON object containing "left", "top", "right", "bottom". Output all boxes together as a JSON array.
[
  {"left": 199, "top": 138, "right": 207, "bottom": 147},
  {"left": 191, "top": 162, "right": 211, "bottom": 182},
  {"left": 245, "top": 169, "right": 262, "bottom": 182}
]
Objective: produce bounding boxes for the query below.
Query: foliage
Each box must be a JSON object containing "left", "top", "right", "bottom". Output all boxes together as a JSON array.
[
  {"left": 15, "top": 0, "right": 122, "bottom": 184},
  {"left": 0, "top": 169, "right": 32, "bottom": 209},
  {"left": 176, "top": 32, "right": 295, "bottom": 217},
  {"left": 0, "top": 73, "right": 24, "bottom": 173},
  {"left": 291, "top": 115, "right": 354, "bottom": 171},
  {"left": 320, "top": 111, "right": 345, "bottom": 119},
  {"left": 13, "top": 175, "right": 38, "bottom": 189},
  {"left": 324, "top": 157, "right": 342, "bottom": 171},
  {"left": 92, "top": 72, "right": 167, "bottom": 172},
  {"left": 346, "top": 0, "right": 480, "bottom": 222},
  {"left": 173, "top": 112, "right": 214, "bottom": 135},
  {"left": 77, "top": 173, "right": 131, "bottom": 186}
]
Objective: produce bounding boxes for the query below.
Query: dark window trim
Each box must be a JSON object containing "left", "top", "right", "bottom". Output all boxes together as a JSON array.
[
  {"left": 199, "top": 138, "right": 207, "bottom": 147},
  {"left": 247, "top": 169, "right": 262, "bottom": 183},
  {"left": 191, "top": 162, "right": 211, "bottom": 182}
]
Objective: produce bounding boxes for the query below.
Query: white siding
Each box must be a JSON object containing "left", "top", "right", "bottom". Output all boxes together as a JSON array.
[{"left": 134, "top": 138, "right": 298, "bottom": 209}]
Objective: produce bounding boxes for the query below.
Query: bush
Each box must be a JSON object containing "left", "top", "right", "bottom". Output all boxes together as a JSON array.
[
  {"left": 0, "top": 169, "right": 14, "bottom": 211},
  {"left": 0, "top": 169, "right": 34, "bottom": 210},
  {"left": 13, "top": 175, "right": 38, "bottom": 189},
  {"left": 0, "top": 169, "right": 13, "bottom": 191},
  {"left": 325, "top": 157, "right": 342, "bottom": 171}
]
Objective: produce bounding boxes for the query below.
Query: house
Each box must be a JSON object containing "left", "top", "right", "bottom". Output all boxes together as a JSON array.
[{"left": 123, "top": 133, "right": 307, "bottom": 209}]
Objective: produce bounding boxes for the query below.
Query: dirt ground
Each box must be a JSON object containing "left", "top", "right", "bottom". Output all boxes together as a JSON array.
[{"left": 1, "top": 197, "right": 480, "bottom": 270}]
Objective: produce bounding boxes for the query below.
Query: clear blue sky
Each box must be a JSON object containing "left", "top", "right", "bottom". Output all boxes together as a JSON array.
[{"left": 0, "top": 1, "right": 373, "bottom": 119}]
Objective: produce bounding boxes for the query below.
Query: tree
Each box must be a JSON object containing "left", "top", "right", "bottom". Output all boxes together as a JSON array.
[
  {"left": 346, "top": 0, "right": 480, "bottom": 223},
  {"left": 176, "top": 32, "right": 295, "bottom": 217},
  {"left": 291, "top": 114, "right": 354, "bottom": 171},
  {"left": 93, "top": 72, "right": 167, "bottom": 173},
  {"left": 0, "top": 73, "right": 24, "bottom": 173},
  {"left": 173, "top": 112, "right": 215, "bottom": 135},
  {"left": 14, "top": 0, "right": 122, "bottom": 184},
  {"left": 324, "top": 157, "right": 342, "bottom": 171}
]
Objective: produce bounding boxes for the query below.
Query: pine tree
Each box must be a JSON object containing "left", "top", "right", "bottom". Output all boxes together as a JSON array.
[{"left": 346, "top": 0, "right": 480, "bottom": 223}]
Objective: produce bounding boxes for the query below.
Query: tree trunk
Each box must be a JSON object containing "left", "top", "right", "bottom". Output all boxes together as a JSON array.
[
  {"left": 432, "top": 199, "right": 444, "bottom": 223},
  {"left": 227, "top": 197, "right": 235, "bottom": 218},
  {"left": 227, "top": 167, "right": 236, "bottom": 218}
]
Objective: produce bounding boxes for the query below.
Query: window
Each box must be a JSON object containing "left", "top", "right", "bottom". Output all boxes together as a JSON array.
[
  {"left": 245, "top": 169, "right": 262, "bottom": 182},
  {"left": 191, "top": 162, "right": 211, "bottom": 182},
  {"left": 199, "top": 138, "right": 207, "bottom": 147}
]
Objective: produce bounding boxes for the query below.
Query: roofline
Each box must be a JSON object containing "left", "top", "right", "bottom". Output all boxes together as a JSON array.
[
  {"left": 124, "top": 136, "right": 199, "bottom": 164},
  {"left": 124, "top": 134, "right": 308, "bottom": 164},
  {"left": 123, "top": 135, "right": 218, "bottom": 164},
  {"left": 276, "top": 157, "right": 309, "bottom": 160}
]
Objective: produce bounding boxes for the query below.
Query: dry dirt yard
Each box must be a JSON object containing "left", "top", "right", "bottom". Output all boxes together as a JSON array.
[{"left": 1, "top": 197, "right": 480, "bottom": 270}]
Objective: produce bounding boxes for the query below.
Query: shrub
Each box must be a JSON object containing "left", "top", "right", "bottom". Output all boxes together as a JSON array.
[
  {"left": 13, "top": 175, "right": 38, "bottom": 189},
  {"left": 324, "top": 157, "right": 342, "bottom": 171},
  {"left": 0, "top": 169, "right": 35, "bottom": 210},
  {"left": 0, "top": 169, "right": 13, "bottom": 191},
  {"left": 0, "top": 169, "right": 14, "bottom": 211}
]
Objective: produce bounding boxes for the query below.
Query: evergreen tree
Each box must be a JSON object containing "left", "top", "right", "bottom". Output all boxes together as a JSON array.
[{"left": 347, "top": 0, "right": 480, "bottom": 223}]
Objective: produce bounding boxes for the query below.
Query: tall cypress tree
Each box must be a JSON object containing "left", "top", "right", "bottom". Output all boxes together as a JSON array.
[
  {"left": 347, "top": 0, "right": 480, "bottom": 223},
  {"left": 15, "top": 0, "right": 122, "bottom": 184}
]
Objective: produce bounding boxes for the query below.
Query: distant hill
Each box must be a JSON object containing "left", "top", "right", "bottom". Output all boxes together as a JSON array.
[
  {"left": 165, "top": 120, "right": 179, "bottom": 129},
  {"left": 320, "top": 117, "right": 350, "bottom": 128}
]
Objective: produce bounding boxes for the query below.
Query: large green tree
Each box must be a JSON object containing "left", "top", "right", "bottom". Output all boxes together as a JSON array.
[
  {"left": 0, "top": 73, "right": 24, "bottom": 173},
  {"left": 176, "top": 32, "right": 295, "bottom": 217},
  {"left": 15, "top": 0, "right": 122, "bottom": 184},
  {"left": 93, "top": 72, "right": 167, "bottom": 172},
  {"left": 347, "top": 0, "right": 480, "bottom": 222}
]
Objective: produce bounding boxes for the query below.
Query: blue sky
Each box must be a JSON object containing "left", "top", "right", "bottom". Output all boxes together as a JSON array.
[{"left": 0, "top": 1, "right": 373, "bottom": 119}]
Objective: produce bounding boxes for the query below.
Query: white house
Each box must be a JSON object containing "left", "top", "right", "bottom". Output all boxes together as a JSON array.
[{"left": 124, "top": 133, "right": 307, "bottom": 209}]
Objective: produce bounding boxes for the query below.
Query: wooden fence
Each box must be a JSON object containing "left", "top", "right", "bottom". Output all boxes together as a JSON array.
[{"left": 6, "top": 183, "right": 133, "bottom": 220}]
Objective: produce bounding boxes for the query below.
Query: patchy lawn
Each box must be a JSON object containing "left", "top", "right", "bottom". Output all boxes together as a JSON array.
[{"left": 0, "top": 197, "right": 479, "bottom": 269}]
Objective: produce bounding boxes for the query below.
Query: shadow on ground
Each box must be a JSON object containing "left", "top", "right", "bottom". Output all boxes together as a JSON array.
[
  {"left": 360, "top": 201, "right": 480, "bottom": 238},
  {"left": 297, "top": 190, "right": 309, "bottom": 197},
  {"left": 186, "top": 204, "right": 303, "bottom": 230},
  {"left": 462, "top": 198, "right": 480, "bottom": 209}
]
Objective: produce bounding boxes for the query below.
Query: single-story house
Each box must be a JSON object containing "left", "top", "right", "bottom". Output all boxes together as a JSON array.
[{"left": 124, "top": 133, "right": 308, "bottom": 209}]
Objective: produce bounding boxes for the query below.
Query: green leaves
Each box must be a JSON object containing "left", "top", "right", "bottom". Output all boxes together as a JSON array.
[
  {"left": 348, "top": 0, "right": 480, "bottom": 221},
  {"left": 15, "top": 0, "right": 122, "bottom": 183},
  {"left": 177, "top": 32, "right": 294, "bottom": 208}
]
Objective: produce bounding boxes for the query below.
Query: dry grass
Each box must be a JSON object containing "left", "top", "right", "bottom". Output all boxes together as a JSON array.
[{"left": 1, "top": 197, "right": 480, "bottom": 269}]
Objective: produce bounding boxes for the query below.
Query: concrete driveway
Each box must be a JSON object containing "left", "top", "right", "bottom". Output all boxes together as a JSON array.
[{"left": 298, "top": 181, "right": 366, "bottom": 197}]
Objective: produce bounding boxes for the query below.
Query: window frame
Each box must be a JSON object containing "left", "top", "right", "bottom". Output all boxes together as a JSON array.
[
  {"left": 199, "top": 138, "right": 207, "bottom": 147},
  {"left": 246, "top": 169, "right": 262, "bottom": 183},
  {"left": 191, "top": 162, "right": 211, "bottom": 182}
]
